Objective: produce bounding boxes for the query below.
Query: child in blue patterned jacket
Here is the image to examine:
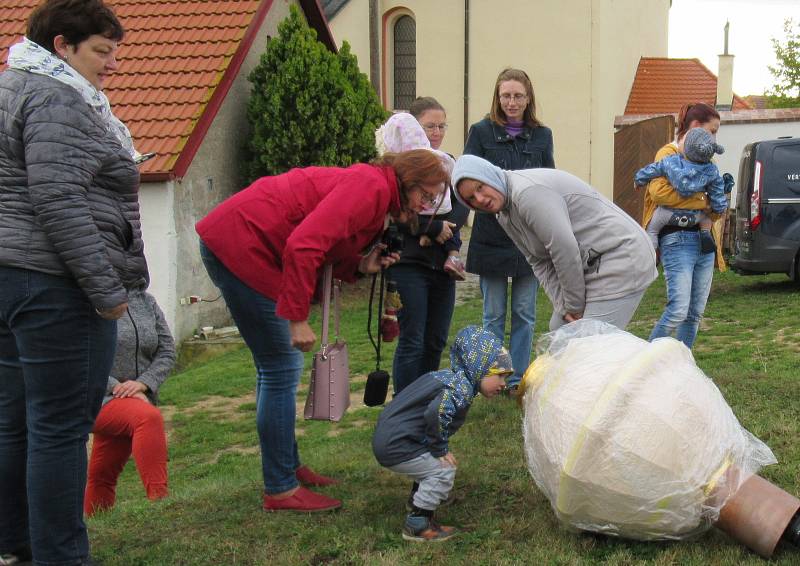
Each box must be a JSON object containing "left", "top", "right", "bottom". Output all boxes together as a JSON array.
[
  {"left": 372, "top": 325, "right": 513, "bottom": 542},
  {"left": 635, "top": 127, "right": 734, "bottom": 254}
]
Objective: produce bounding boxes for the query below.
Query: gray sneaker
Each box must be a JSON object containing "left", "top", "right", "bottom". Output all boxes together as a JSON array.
[{"left": 402, "top": 514, "right": 458, "bottom": 542}]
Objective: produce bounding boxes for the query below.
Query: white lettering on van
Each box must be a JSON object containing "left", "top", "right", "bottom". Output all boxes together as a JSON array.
[{"left": 788, "top": 173, "right": 800, "bottom": 181}]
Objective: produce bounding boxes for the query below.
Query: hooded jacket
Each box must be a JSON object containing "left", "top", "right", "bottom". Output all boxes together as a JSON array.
[
  {"left": 463, "top": 118, "right": 554, "bottom": 277},
  {"left": 452, "top": 156, "right": 657, "bottom": 316},
  {"left": 372, "top": 326, "right": 503, "bottom": 467},
  {"left": 499, "top": 169, "right": 657, "bottom": 315}
]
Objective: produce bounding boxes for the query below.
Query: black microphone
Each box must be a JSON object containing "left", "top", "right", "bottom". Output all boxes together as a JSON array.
[{"left": 363, "top": 369, "right": 390, "bottom": 407}]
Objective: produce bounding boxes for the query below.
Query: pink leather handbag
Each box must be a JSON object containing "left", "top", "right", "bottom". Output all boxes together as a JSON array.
[{"left": 304, "top": 264, "right": 350, "bottom": 421}]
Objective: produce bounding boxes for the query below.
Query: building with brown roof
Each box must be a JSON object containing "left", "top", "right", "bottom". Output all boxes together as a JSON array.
[
  {"left": 1, "top": 0, "right": 336, "bottom": 341},
  {"left": 614, "top": 53, "right": 800, "bottom": 266},
  {"left": 616, "top": 56, "right": 800, "bottom": 206},
  {"left": 624, "top": 57, "right": 751, "bottom": 115}
]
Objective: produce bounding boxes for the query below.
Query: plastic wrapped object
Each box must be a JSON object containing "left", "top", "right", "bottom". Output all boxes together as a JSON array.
[{"left": 520, "top": 320, "right": 776, "bottom": 541}]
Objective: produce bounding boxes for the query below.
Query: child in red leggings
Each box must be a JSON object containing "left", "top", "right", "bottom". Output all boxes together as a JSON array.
[{"left": 84, "top": 288, "right": 175, "bottom": 516}]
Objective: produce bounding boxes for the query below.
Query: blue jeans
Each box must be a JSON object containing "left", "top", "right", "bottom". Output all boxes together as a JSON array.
[
  {"left": 390, "top": 264, "right": 455, "bottom": 393},
  {"left": 649, "top": 231, "right": 715, "bottom": 348},
  {"left": 479, "top": 274, "right": 538, "bottom": 387},
  {"left": 200, "top": 242, "right": 304, "bottom": 494},
  {"left": 0, "top": 266, "right": 115, "bottom": 565}
]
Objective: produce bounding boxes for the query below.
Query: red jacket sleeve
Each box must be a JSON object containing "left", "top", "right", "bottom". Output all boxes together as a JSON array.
[{"left": 276, "top": 171, "right": 389, "bottom": 321}]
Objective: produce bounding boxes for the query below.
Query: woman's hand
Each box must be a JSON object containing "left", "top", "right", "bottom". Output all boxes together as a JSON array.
[
  {"left": 563, "top": 312, "right": 583, "bottom": 323},
  {"left": 436, "top": 221, "right": 456, "bottom": 244},
  {"left": 112, "top": 380, "right": 148, "bottom": 398},
  {"left": 358, "top": 244, "right": 400, "bottom": 274},
  {"left": 290, "top": 320, "right": 317, "bottom": 352},
  {"left": 96, "top": 302, "right": 128, "bottom": 320}
]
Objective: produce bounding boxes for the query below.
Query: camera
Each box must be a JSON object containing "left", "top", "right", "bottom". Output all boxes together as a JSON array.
[{"left": 380, "top": 224, "right": 404, "bottom": 256}]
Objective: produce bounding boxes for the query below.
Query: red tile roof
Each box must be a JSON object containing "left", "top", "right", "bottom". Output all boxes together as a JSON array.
[
  {"left": 624, "top": 57, "right": 751, "bottom": 115},
  {"left": 0, "top": 0, "right": 335, "bottom": 180}
]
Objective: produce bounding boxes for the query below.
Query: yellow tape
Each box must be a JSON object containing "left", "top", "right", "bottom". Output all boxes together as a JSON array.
[{"left": 704, "top": 455, "right": 733, "bottom": 497}]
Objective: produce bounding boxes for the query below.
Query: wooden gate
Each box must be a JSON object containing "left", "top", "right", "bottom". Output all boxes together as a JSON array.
[{"left": 613, "top": 115, "right": 675, "bottom": 224}]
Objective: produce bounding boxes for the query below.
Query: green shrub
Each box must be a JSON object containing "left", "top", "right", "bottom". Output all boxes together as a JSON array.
[{"left": 246, "top": 5, "right": 388, "bottom": 180}]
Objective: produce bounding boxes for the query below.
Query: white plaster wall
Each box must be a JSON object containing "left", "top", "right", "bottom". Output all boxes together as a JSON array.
[
  {"left": 716, "top": 122, "right": 800, "bottom": 208},
  {"left": 167, "top": 0, "right": 300, "bottom": 343},
  {"left": 326, "top": 0, "right": 370, "bottom": 73},
  {"left": 138, "top": 181, "right": 177, "bottom": 333},
  {"left": 589, "top": 0, "right": 669, "bottom": 195},
  {"left": 469, "top": 0, "right": 593, "bottom": 181}
]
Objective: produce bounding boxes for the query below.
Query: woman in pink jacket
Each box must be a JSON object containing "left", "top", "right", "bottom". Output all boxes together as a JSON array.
[{"left": 196, "top": 149, "right": 448, "bottom": 512}]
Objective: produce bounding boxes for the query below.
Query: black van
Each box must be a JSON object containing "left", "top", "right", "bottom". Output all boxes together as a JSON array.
[{"left": 729, "top": 137, "right": 800, "bottom": 282}]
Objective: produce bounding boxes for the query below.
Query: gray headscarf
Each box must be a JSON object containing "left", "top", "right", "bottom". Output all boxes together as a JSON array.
[{"left": 452, "top": 155, "right": 508, "bottom": 210}]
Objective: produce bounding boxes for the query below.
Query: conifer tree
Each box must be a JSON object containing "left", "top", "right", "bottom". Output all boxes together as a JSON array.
[{"left": 246, "top": 5, "right": 388, "bottom": 179}]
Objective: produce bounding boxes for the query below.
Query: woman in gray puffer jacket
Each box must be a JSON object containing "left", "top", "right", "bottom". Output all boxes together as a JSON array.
[{"left": 0, "top": 1, "right": 148, "bottom": 564}]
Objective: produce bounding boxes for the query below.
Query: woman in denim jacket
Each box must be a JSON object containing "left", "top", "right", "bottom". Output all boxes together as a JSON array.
[{"left": 463, "top": 68, "right": 554, "bottom": 391}]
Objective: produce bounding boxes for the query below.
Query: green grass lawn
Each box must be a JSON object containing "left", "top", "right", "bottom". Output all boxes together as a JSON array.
[{"left": 88, "top": 270, "right": 800, "bottom": 565}]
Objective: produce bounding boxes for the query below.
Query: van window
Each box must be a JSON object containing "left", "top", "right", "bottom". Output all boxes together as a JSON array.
[
  {"left": 768, "top": 144, "right": 800, "bottom": 199},
  {"left": 734, "top": 145, "right": 755, "bottom": 211}
]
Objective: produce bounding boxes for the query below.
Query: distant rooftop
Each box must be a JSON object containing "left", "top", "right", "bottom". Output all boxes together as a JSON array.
[
  {"left": 0, "top": 0, "right": 335, "bottom": 180},
  {"left": 625, "top": 57, "right": 751, "bottom": 115}
]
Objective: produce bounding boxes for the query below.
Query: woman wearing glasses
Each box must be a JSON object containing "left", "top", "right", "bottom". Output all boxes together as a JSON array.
[
  {"left": 376, "top": 106, "right": 468, "bottom": 394},
  {"left": 410, "top": 96, "right": 448, "bottom": 151},
  {"left": 463, "top": 68, "right": 554, "bottom": 393}
]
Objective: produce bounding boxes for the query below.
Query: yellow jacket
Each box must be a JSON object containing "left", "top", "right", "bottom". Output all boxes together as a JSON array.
[{"left": 641, "top": 143, "right": 727, "bottom": 270}]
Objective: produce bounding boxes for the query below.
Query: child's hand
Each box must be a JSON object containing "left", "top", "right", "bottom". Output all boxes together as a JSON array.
[
  {"left": 440, "top": 452, "right": 457, "bottom": 467},
  {"left": 723, "top": 172, "right": 735, "bottom": 194},
  {"left": 436, "top": 221, "right": 456, "bottom": 244}
]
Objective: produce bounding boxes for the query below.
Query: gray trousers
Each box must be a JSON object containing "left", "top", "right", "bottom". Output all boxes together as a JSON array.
[
  {"left": 387, "top": 452, "right": 456, "bottom": 511},
  {"left": 549, "top": 289, "right": 647, "bottom": 332}
]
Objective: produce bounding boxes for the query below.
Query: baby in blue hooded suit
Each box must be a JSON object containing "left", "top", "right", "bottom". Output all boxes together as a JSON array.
[
  {"left": 372, "top": 325, "right": 512, "bottom": 542},
  {"left": 635, "top": 127, "right": 734, "bottom": 254}
]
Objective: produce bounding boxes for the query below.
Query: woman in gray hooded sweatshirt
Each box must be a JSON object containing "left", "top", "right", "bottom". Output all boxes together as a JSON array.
[{"left": 452, "top": 155, "right": 657, "bottom": 331}]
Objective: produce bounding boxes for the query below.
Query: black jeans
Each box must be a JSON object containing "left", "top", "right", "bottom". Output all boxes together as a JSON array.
[{"left": 389, "top": 264, "right": 455, "bottom": 393}]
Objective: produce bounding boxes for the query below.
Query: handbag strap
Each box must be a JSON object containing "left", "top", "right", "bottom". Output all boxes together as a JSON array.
[
  {"left": 320, "top": 264, "right": 333, "bottom": 349},
  {"left": 333, "top": 276, "right": 342, "bottom": 342}
]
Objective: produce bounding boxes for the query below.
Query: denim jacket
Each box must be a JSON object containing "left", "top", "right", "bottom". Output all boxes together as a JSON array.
[{"left": 463, "top": 118, "right": 555, "bottom": 277}]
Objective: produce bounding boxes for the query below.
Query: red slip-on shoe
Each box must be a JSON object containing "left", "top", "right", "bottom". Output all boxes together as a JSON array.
[
  {"left": 296, "top": 465, "right": 339, "bottom": 487},
  {"left": 263, "top": 486, "right": 342, "bottom": 512}
]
